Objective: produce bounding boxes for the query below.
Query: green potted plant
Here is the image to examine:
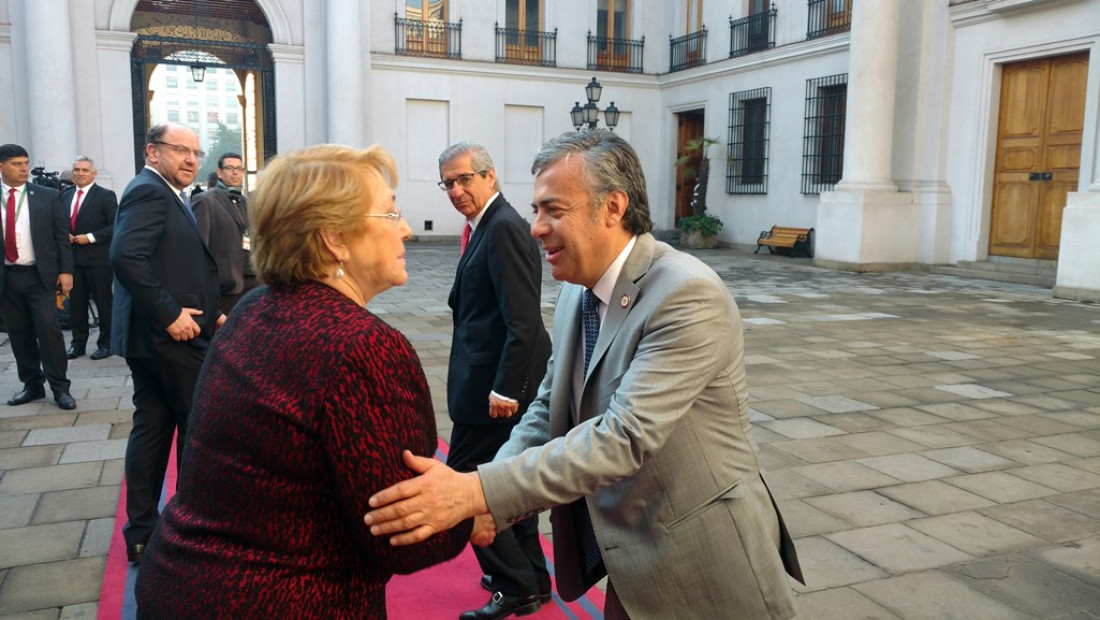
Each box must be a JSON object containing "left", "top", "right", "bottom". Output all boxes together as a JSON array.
[
  {"left": 675, "top": 136, "right": 724, "bottom": 248},
  {"left": 679, "top": 212, "right": 724, "bottom": 249}
]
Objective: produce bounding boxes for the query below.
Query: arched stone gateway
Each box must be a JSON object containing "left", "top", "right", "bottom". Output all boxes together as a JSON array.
[{"left": 128, "top": 0, "right": 277, "bottom": 173}]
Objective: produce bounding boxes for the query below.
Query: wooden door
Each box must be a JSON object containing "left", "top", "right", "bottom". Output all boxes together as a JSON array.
[
  {"left": 990, "top": 52, "right": 1088, "bottom": 259},
  {"left": 675, "top": 112, "right": 704, "bottom": 220}
]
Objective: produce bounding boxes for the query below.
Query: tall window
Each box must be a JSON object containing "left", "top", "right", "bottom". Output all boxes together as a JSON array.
[
  {"left": 596, "top": 0, "right": 631, "bottom": 68},
  {"left": 686, "top": 0, "right": 702, "bottom": 33},
  {"left": 727, "top": 87, "right": 770, "bottom": 194},
  {"left": 598, "top": 0, "right": 629, "bottom": 39},
  {"left": 405, "top": 0, "right": 448, "bottom": 55},
  {"left": 505, "top": 0, "right": 543, "bottom": 57},
  {"left": 802, "top": 74, "right": 848, "bottom": 193}
]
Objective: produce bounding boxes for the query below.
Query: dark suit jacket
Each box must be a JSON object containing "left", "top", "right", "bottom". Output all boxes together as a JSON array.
[
  {"left": 110, "top": 168, "right": 221, "bottom": 359},
  {"left": 447, "top": 195, "right": 550, "bottom": 425},
  {"left": 0, "top": 184, "right": 72, "bottom": 294},
  {"left": 191, "top": 187, "right": 249, "bottom": 294},
  {"left": 61, "top": 183, "right": 118, "bottom": 268}
]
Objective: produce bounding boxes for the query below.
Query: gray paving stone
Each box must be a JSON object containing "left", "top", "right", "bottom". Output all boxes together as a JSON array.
[
  {"left": 774, "top": 437, "right": 875, "bottom": 463},
  {"left": 790, "top": 587, "right": 902, "bottom": 620},
  {"left": 920, "top": 446, "right": 1017, "bottom": 473},
  {"left": 792, "top": 461, "right": 902, "bottom": 493},
  {"left": 78, "top": 518, "right": 114, "bottom": 558},
  {"left": 1008, "top": 463, "right": 1100, "bottom": 492},
  {"left": 915, "top": 401, "right": 999, "bottom": 421},
  {"left": 853, "top": 571, "right": 1032, "bottom": 620},
  {"left": 0, "top": 445, "right": 62, "bottom": 471},
  {"left": 795, "top": 395, "right": 878, "bottom": 414},
  {"left": 1070, "top": 457, "right": 1100, "bottom": 475},
  {"left": 0, "top": 557, "right": 104, "bottom": 615},
  {"left": 878, "top": 480, "right": 996, "bottom": 515},
  {"left": 0, "top": 522, "right": 84, "bottom": 569},
  {"left": 907, "top": 511, "right": 1046, "bottom": 557},
  {"left": 757, "top": 418, "right": 847, "bottom": 439},
  {"left": 789, "top": 536, "right": 888, "bottom": 591},
  {"left": 778, "top": 499, "right": 851, "bottom": 537},
  {"left": 866, "top": 407, "right": 949, "bottom": 427},
  {"left": 31, "top": 486, "right": 119, "bottom": 525},
  {"left": 1028, "top": 535, "right": 1100, "bottom": 589},
  {"left": 0, "top": 493, "right": 38, "bottom": 529},
  {"left": 944, "top": 554, "right": 1100, "bottom": 618},
  {"left": 857, "top": 453, "right": 963, "bottom": 482},
  {"left": 826, "top": 523, "right": 975, "bottom": 574},
  {"left": 805, "top": 490, "right": 925, "bottom": 527},
  {"left": 887, "top": 426, "right": 975, "bottom": 449},
  {"left": 945, "top": 471, "right": 1060, "bottom": 503},
  {"left": 22, "top": 425, "right": 110, "bottom": 448},
  {"left": 1044, "top": 411, "right": 1100, "bottom": 429},
  {"left": 0, "top": 463, "right": 103, "bottom": 495},
  {"left": 1048, "top": 489, "right": 1100, "bottom": 519},
  {"left": 57, "top": 439, "right": 128, "bottom": 464},
  {"left": 981, "top": 439, "right": 1077, "bottom": 465},
  {"left": 59, "top": 603, "right": 97, "bottom": 620},
  {"left": 980, "top": 498, "right": 1100, "bottom": 544},
  {"left": 1033, "top": 433, "right": 1100, "bottom": 458},
  {"left": 763, "top": 468, "right": 833, "bottom": 501}
]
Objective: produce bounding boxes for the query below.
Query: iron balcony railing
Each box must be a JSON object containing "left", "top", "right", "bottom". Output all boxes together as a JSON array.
[
  {"left": 730, "top": 5, "right": 776, "bottom": 58},
  {"left": 395, "top": 13, "right": 462, "bottom": 59},
  {"left": 670, "top": 27, "right": 707, "bottom": 72},
  {"left": 494, "top": 24, "right": 557, "bottom": 67},
  {"left": 587, "top": 33, "right": 645, "bottom": 73},
  {"left": 807, "top": 0, "right": 853, "bottom": 40}
]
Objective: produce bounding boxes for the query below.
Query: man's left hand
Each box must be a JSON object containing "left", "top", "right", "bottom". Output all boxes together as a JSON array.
[
  {"left": 488, "top": 394, "right": 519, "bottom": 419},
  {"left": 57, "top": 274, "right": 73, "bottom": 295},
  {"left": 365, "top": 450, "right": 489, "bottom": 546}
]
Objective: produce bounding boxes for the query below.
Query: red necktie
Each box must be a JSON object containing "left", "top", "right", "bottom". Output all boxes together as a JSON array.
[
  {"left": 460, "top": 222, "right": 471, "bottom": 255},
  {"left": 4, "top": 188, "right": 18, "bottom": 263},
  {"left": 70, "top": 188, "right": 84, "bottom": 232}
]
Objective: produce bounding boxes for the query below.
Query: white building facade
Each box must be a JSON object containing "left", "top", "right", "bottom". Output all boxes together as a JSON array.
[{"left": 1, "top": 0, "right": 1097, "bottom": 300}]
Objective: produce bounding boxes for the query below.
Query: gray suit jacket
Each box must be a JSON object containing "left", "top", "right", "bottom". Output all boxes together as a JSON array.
[{"left": 479, "top": 233, "right": 801, "bottom": 619}]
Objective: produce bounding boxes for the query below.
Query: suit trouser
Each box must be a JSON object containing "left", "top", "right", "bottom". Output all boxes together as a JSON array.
[
  {"left": 69, "top": 264, "right": 113, "bottom": 350},
  {"left": 122, "top": 344, "right": 206, "bottom": 546},
  {"left": 448, "top": 421, "right": 551, "bottom": 597},
  {"left": 0, "top": 267, "right": 70, "bottom": 394}
]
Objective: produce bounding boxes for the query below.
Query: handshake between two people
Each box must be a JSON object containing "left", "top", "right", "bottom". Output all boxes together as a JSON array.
[{"left": 364, "top": 450, "right": 498, "bottom": 548}]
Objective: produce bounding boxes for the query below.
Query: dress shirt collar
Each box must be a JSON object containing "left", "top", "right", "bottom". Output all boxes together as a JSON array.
[
  {"left": 588, "top": 235, "right": 638, "bottom": 314},
  {"left": 143, "top": 165, "right": 186, "bottom": 196},
  {"left": 467, "top": 192, "right": 500, "bottom": 232}
]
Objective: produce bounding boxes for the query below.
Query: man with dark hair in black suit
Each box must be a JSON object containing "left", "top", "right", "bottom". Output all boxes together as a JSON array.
[
  {"left": 191, "top": 152, "right": 256, "bottom": 313},
  {"left": 0, "top": 143, "right": 76, "bottom": 410},
  {"left": 439, "top": 141, "right": 552, "bottom": 620},
  {"left": 62, "top": 156, "right": 118, "bottom": 361},
  {"left": 111, "top": 122, "right": 224, "bottom": 564}
]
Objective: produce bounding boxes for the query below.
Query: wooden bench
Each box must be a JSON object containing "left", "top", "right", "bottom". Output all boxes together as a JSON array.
[{"left": 755, "top": 226, "right": 814, "bottom": 258}]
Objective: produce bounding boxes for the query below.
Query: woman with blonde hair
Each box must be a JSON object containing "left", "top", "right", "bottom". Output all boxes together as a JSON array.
[{"left": 135, "top": 144, "right": 471, "bottom": 618}]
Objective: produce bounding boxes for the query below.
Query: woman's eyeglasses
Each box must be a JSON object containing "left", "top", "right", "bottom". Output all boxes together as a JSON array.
[
  {"left": 363, "top": 209, "right": 404, "bottom": 222},
  {"left": 437, "top": 170, "right": 488, "bottom": 191}
]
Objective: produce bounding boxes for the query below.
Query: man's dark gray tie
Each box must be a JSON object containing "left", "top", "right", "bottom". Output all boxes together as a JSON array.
[
  {"left": 577, "top": 288, "right": 607, "bottom": 584},
  {"left": 179, "top": 189, "right": 195, "bottom": 222}
]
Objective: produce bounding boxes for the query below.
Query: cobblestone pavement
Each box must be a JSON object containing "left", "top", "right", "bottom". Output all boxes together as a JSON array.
[{"left": 1, "top": 242, "right": 1098, "bottom": 619}]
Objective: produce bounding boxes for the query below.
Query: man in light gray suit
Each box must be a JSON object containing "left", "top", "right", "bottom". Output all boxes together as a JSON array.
[{"left": 365, "top": 130, "right": 802, "bottom": 620}]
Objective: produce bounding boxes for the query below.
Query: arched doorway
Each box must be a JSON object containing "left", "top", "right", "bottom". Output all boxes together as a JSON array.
[{"left": 129, "top": 0, "right": 276, "bottom": 177}]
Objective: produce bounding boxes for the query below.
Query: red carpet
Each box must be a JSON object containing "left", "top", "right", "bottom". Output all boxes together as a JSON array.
[{"left": 98, "top": 439, "right": 605, "bottom": 619}]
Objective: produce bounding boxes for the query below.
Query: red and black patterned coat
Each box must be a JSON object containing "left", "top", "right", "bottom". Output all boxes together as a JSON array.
[{"left": 135, "top": 282, "right": 472, "bottom": 619}]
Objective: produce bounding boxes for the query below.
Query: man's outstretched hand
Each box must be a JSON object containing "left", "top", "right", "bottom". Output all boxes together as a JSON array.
[{"left": 365, "top": 450, "right": 490, "bottom": 546}]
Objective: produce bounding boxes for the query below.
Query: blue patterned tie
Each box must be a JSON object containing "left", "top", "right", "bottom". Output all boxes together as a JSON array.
[
  {"left": 179, "top": 189, "right": 195, "bottom": 222},
  {"left": 577, "top": 288, "right": 606, "bottom": 583},
  {"left": 582, "top": 288, "right": 600, "bottom": 373}
]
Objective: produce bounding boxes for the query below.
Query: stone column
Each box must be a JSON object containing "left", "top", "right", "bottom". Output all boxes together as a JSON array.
[
  {"left": 324, "top": 0, "right": 365, "bottom": 146},
  {"left": 835, "top": 0, "right": 899, "bottom": 193},
  {"left": 1054, "top": 49, "right": 1100, "bottom": 302},
  {"left": 22, "top": 0, "right": 79, "bottom": 170},
  {"left": 816, "top": 0, "right": 919, "bottom": 271},
  {"left": 269, "top": 44, "right": 307, "bottom": 152},
  {"left": 95, "top": 30, "right": 138, "bottom": 192}
]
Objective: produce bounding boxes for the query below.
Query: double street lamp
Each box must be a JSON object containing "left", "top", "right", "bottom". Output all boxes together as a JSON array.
[{"left": 570, "top": 77, "right": 619, "bottom": 131}]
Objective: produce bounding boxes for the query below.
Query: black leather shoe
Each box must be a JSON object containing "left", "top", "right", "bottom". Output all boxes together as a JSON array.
[
  {"left": 66, "top": 345, "right": 86, "bottom": 359},
  {"left": 90, "top": 347, "right": 111, "bottom": 360},
  {"left": 7, "top": 386, "right": 46, "bottom": 406},
  {"left": 127, "top": 543, "right": 145, "bottom": 564},
  {"left": 481, "top": 575, "right": 551, "bottom": 604},
  {"left": 459, "top": 591, "right": 542, "bottom": 620},
  {"left": 55, "top": 392, "right": 76, "bottom": 410}
]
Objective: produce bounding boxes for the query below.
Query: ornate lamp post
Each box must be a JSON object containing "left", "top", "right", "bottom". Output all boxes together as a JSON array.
[{"left": 570, "top": 77, "right": 620, "bottom": 131}]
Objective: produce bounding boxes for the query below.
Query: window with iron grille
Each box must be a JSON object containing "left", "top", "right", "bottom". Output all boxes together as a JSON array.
[
  {"left": 726, "top": 87, "right": 770, "bottom": 194},
  {"left": 801, "top": 74, "right": 847, "bottom": 194},
  {"left": 807, "top": 0, "right": 852, "bottom": 39}
]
